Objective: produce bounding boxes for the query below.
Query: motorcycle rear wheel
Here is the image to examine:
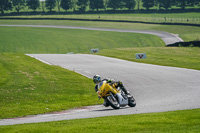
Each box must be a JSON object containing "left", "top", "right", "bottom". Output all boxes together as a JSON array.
[{"left": 106, "top": 95, "right": 120, "bottom": 109}]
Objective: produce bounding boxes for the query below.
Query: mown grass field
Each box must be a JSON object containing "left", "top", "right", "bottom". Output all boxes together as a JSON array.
[
  {"left": 0, "top": 26, "right": 165, "bottom": 53},
  {"left": 0, "top": 109, "right": 200, "bottom": 133},
  {"left": 1, "top": 19, "right": 200, "bottom": 41}
]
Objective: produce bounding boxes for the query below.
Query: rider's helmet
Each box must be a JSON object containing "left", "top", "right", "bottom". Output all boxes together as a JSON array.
[{"left": 93, "top": 75, "right": 101, "bottom": 84}]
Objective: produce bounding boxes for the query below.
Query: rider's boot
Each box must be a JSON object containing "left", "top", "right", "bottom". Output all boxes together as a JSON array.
[{"left": 103, "top": 100, "right": 109, "bottom": 107}]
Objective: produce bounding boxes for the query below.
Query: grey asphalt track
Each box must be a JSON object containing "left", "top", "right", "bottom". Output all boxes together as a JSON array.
[
  {"left": 0, "top": 24, "right": 183, "bottom": 45},
  {"left": 0, "top": 54, "right": 199, "bottom": 126}
]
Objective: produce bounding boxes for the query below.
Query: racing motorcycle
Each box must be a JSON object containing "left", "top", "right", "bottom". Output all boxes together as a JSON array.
[{"left": 97, "top": 80, "right": 136, "bottom": 109}]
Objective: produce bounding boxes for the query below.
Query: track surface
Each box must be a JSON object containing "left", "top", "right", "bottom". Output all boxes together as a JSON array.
[
  {"left": 0, "top": 24, "right": 183, "bottom": 45},
  {"left": 0, "top": 54, "right": 200, "bottom": 126}
]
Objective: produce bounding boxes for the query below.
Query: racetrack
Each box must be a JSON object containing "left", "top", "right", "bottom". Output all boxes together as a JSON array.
[
  {"left": 0, "top": 25, "right": 198, "bottom": 126},
  {"left": 0, "top": 54, "right": 199, "bottom": 126}
]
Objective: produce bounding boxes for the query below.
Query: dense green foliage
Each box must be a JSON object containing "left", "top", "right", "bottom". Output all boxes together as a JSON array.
[
  {"left": 157, "top": 0, "right": 172, "bottom": 10},
  {"left": 0, "top": 0, "right": 12, "bottom": 14},
  {"left": 45, "top": 0, "right": 56, "bottom": 11},
  {"left": 0, "top": 109, "right": 200, "bottom": 132},
  {"left": 60, "top": 0, "right": 72, "bottom": 11},
  {"left": 27, "top": 0, "right": 40, "bottom": 11},
  {"left": 89, "top": 0, "right": 104, "bottom": 11},
  {"left": 124, "top": 0, "right": 136, "bottom": 10},
  {"left": 142, "top": 0, "right": 154, "bottom": 10},
  {"left": 1, "top": 0, "right": 200, "bottom": 13},
  {"left": 77, "top": 0, "right": 88, "bottom": 11},
  {"left": 11, "top": 0, "right": 26, "bottom": 13}
]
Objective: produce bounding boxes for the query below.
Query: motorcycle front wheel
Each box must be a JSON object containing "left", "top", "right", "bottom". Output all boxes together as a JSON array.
[
  {"left": 128, "top": 96, "right": 136, "bottom": 107},
  {"left": 106, "top": 95, "right": 120, "bottom": 109}
]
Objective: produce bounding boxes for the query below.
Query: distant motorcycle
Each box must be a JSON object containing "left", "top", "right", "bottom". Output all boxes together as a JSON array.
[{"left": 97, "top": 80, "right": 136, "bottom": 109}]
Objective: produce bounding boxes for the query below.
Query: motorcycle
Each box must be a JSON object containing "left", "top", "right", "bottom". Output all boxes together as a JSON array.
[{"left": 97, "top": 80, "right": 136, "bottom": 109}]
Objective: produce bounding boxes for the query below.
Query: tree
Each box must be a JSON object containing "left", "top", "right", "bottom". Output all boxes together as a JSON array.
[
  {"left": 108, "top": 0, "right": 123, "bottom": 10},
  {"left": 26, "top": 0, "right": 40, "bottom": 11},
  {"left": 175, "top": 0, "right": 186, "bottom": 9},
  {"left": 0, "top": 0, "right": 12, "bottom": 14},
  {"left": 197, "top": 0, "right": 200, "bottom": 8},
  {"left": 60, "top": 0, "right": 72, "bottom": 11},
  {"left": 103, "top": 0, "right": 109, "bottom": 10},
  {"left": 71, "top": 0, "right": 77, "bottom": 11},
  {"left": 45, "top": 0, "right": 56, "bottom": 11},
  {"left": 175, "top": 0, "right": 200, "bottom": 9},
  {"left": 77, "top": 0, "right": 88, "bottom": 12},
  {"left": 56, "top": 0, "right": 61, "bottom": 12},
  {"left": 157, "top": 0, "right": 172, "bottom": 10},
  {"left": 12, "top": 0, "right": 26, "bottom": 13},
  {"left": 135, "top": 0, "right": 142, "bottom": 10},
  {"left": 142, "top": 0, "right": 155, "bottom": 10},
  {"left": 187, "top": 0, "right": 198, "bottom": 6},
  {"left": 41, "top": 0, "right": 45, "bottom": 12},
  {"left": 89, "top": 0, "right": 104, "bottom": 11},
  {"left": 124, "top": 0, "right": 136, "bottom": 10}
]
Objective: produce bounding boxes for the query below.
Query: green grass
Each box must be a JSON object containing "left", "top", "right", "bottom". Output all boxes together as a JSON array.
[
  {"left": 97, "top": 47, "right": 200, "bottom": 70},
  {"left": 0, "top": 109, "right": 200, "bottom": 132},
  {"left": 0, "top": 26, "right": 165, "bottom": 53},
  {"left": 0, "top": 53, "right": 100, "bottom": 119},
  {"left": 0, "top": 19, "right": 200, "bottom": 41}
]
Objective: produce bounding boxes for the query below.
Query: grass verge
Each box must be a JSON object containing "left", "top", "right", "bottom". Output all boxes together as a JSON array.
[
  {"left": 0, "top": 109, "right": 200, "bottom": 132},
  {"left": 0, "top": 53, "right": 100, "bottom": 119},
  {"left": 97, "top": 47, "right": 200, "bottom": 70}
]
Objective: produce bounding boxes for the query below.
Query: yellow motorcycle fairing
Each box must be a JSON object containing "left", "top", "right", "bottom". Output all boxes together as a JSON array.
[{"left": 98, "top": 81, "right": 120, "bottom": 98}]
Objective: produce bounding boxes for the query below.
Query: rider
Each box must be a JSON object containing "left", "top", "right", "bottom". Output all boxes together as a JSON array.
[{"left": 93, "top": 74, "right": 130, "bottom": 98}]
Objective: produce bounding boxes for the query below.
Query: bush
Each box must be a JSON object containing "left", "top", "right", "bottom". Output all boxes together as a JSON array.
[{"left": 167, "top": 41, "right": 200, "bottom": 47}]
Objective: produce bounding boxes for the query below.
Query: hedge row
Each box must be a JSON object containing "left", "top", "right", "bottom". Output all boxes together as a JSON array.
[
  {"left": 167, "top": 41, "right": 200, "bottom": 47},
  {"left": 1, "top": 8, "right": 200, "bottom": 16}
]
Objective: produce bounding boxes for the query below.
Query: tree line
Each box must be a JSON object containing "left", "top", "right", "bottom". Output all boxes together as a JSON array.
[{"left": 1, "top": 0, "right": 200, "bottom": 14}]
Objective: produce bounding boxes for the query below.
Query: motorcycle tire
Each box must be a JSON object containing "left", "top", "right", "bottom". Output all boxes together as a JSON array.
[
  {"left": 128, "top": 96, "right": 136, "bottom": 107},
  {"left": 106, "top": 95, "right": 120, "bottom": 109}
]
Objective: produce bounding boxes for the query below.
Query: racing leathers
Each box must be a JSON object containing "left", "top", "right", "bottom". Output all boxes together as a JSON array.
[{"left": 95, "top": 78, "right": 129, "bottom": 94}]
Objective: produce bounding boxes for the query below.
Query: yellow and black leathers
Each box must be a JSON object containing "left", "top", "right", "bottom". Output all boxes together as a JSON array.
[{"left": 94, "top": 79, "right": 129, "bottom": 95}]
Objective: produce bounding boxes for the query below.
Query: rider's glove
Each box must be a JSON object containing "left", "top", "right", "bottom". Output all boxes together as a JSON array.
[{"left": 107, "top": 79, "right": 112, "bottom": 83}]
